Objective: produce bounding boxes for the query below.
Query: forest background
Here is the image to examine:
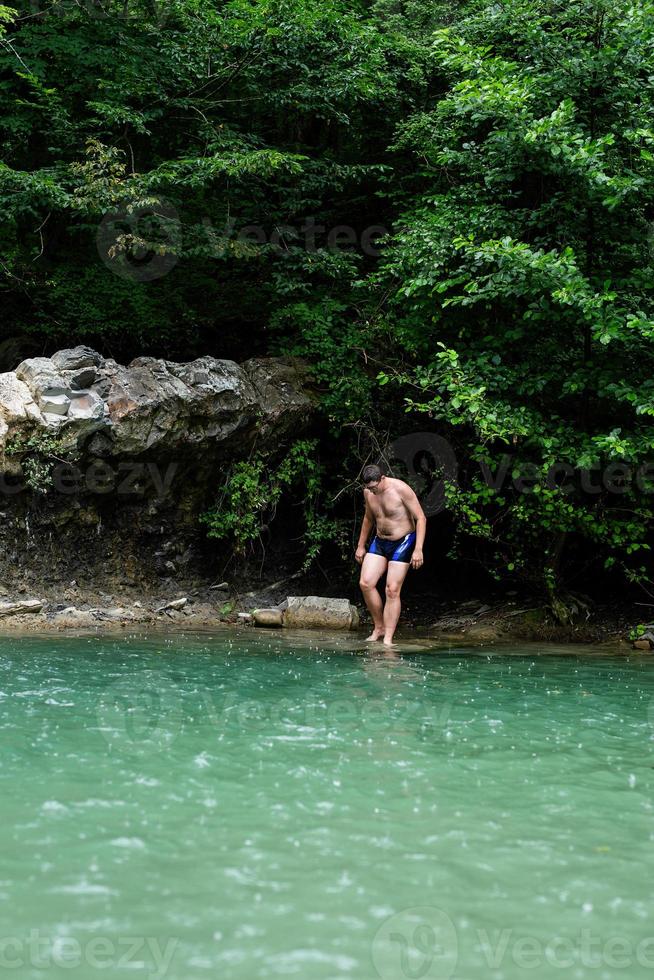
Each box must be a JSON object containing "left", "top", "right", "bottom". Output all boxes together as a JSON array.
[{"left": 2, "top": 0, "right": 654, "bottom": 610}]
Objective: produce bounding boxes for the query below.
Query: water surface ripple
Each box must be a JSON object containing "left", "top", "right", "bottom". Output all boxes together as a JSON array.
[{"left": 1, "top": 631, "right": 653, "bottom": 979}]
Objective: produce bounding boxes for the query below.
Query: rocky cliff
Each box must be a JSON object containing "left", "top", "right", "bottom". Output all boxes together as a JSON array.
[{"left": 0, "top": 348, "right": 316, "bottom": 592}]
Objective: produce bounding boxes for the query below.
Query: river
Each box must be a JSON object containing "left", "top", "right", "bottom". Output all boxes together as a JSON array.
[{"left": 1, "top": 630, "right": 652, "bottom": 979}]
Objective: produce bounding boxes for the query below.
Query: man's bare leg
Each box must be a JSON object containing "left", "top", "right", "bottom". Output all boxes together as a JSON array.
[
  {"left": 359, "top": 553, "right": 388, "bottom": 640},
  {"left": 383, "top": 560, "right": 410, "bottom": 645}
]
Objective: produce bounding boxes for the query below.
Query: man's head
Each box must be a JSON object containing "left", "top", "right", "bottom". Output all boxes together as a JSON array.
[{"left": 361, "top": 464, "right": 385, "bottom": 494}]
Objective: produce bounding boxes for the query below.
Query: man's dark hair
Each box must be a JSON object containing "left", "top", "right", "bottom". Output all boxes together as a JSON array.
[{"left": 362, "top": 464, "right": 383, "bottom": 485}]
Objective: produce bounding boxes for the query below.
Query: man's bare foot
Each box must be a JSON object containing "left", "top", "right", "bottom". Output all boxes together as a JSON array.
[
  {"left": 365, "top": 628, "right": 385, "bottom": 642},
  {"left": 383, "top": 635, "right": 396, "bottom": 646}
]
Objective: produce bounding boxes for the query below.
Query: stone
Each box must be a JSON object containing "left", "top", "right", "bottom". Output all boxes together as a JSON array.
[
  {"left": 0, "top": 373, "right": 42, "bottom": 428},
  {"left": 51, "top": 347, "right": 104, "bottom": 372},
  {"left": 283, "top": 596, "right": 359, "bottom": 631},
  {"left": 41, "top": 412, "right": 66, "bottom": 427},
  {"left": 13, "top": 357, "right": 78, "bottom": 420},
  {"left": 242, "top": 357, "right": 316, "bottom": 439},
  {"left": 465, "top": 623, "right": 503, "bottom": 642},
  {"left": 633, "top": 639, "right": 653, "bottom": 651},
  {"left": 253, "top": 607, "right": 284, "bottom": 627},
  {"left": 67, "top": 391, "right": 104, "bottom": 421},
  {"left": 102, "top": 356, "right": 258, "bottom": 454},
  {"left": 237, "top": 612, "right": 253, "bottom": 622},
  {"left": 69, "top": 368, "right": 98, "bottom": 390},
  {"left": 0, "top": 599, "right": 43, "bottom": 617},
  {"left": 210, "top": 582, "right": 229, "bottom": 591},
  {"left": 52, "top": 608, "right": 95, "bottom": 626},
  {"left": 157, "top": 597, "right": 187, "bottom": 613},
  {"left": 96, "top": 607, "right": 135, "bottom": 621},
  {"left": 0, "top": 351, "right": 315, "bottom": 471},
  {"left": 15, "top": 357, "right": 70, "bottom": 398},
  {"left": 40, "top": 392, "right": 70, "bottom": 415}
]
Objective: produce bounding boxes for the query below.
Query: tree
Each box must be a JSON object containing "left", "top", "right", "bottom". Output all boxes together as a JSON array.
[{"left": 371, "top": 0, "right": 654, "bottom": 599}]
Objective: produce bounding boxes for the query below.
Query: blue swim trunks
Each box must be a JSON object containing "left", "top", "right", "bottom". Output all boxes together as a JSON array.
[{"left": 368, "top": 531, "right": 416, "bottom": 564}]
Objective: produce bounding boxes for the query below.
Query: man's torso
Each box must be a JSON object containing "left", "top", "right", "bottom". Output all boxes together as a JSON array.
[{"left": 365, "top": 478, "right": 415, "bottom": 540}]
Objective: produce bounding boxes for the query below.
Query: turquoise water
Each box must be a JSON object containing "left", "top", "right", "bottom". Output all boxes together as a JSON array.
[{"left": 1, "top": 630, "right": 654, "bottom": 980}]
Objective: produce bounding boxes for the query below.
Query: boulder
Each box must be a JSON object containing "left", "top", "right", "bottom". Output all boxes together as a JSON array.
[
  {"left": 52, "top": 607, "right": 95, "bottom": 626},
  {"left": 0, "top": 599, "right": 43, "bottom": 617},
  {"left": 283, "top": 596, "right": 360, "bottom": 631},
  {"left": 253, "top": 607, "right": 284, "bottom": 627},
  {"left": 0, "top": 349, "right": 315, "bottom": 463},
  {"left": 103, "top": 356, "right": 259, "bottom": 454}
]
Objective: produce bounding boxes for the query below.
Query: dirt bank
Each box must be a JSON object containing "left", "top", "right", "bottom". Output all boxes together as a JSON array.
[{"left": 0, "top": 572, "right": 639, "bottom": 651}]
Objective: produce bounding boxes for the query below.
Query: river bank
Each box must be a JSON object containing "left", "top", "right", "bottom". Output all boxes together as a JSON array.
[{"left": 0, "top": 573, "right": 639, "bottom": 650}]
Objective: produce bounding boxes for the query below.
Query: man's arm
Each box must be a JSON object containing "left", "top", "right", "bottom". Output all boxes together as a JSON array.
[
  {"left": 400, "top": 484, "right": 426, "bottom": 569},
  {"left": 355, "top": 494, "right": 374, "bottom": 564}
]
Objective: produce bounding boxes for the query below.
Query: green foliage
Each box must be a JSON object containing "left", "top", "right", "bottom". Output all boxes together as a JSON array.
[
  {"left": 0, "top": 0, "right": 406, "bottom": 359},
  {"left": 2, "top": 0, "right": 654, "bottom": 593},
  {"left": 365, "top": 0, "right": 654, "bottom": 596},
  {"left": 5, "top": 429, "right": 79, "bottom": 492},
  {"left": 271, "top": 299, "right": 374, "bottom": 426},
  {"left": 200, "top": 439, "right": 345, "bottom": 569}
]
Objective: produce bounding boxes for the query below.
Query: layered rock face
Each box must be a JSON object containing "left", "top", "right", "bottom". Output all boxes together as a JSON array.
[
  {"left": 0, "top": 347, "right": 314, "bottom": 458},
  {"left": 0, "top": 348, "right": 316, "bottom": 589}
]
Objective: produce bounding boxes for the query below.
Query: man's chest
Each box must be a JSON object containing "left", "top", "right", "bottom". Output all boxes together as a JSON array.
[{"left": 368, "top": 490, "right": 406, "bottom": 520}]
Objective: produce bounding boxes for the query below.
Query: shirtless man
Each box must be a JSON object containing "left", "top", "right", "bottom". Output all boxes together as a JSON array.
[{"left": 354, "top": 464, "right": 426, "bottom": 645}]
